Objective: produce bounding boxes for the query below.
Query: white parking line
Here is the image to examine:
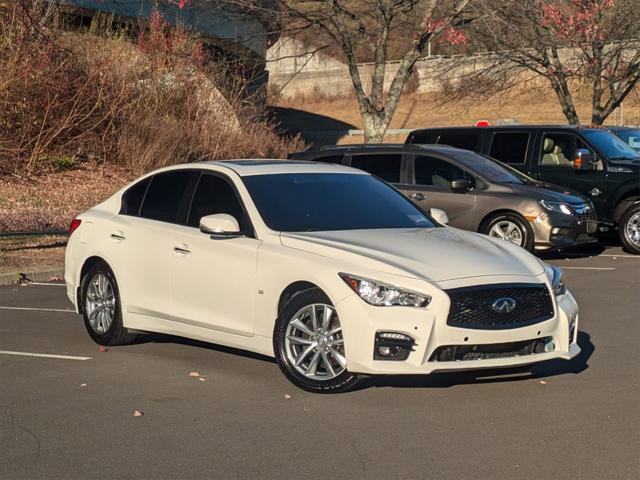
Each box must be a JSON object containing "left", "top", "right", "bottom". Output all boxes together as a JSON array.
[
  {"left": 0, "top": 306, "right": 75, "bottom": 313},
  {"left": 561, "top": 267, "right": 615, "bottom": 271},
  {"left": 0, "top": 350, "right": 91, "bottom": 360},
  {"left": 28, "top": 282, "right": 65, "bottom": 286}
]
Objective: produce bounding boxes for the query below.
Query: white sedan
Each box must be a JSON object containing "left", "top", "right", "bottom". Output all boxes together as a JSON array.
[{"left": 65, "top": 160, "right": 580, "bottom": 393}]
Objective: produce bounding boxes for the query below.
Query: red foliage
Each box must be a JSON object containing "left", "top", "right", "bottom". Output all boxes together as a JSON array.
[{"left": 540, "top": 0, "right": 615, "bottom": 43}]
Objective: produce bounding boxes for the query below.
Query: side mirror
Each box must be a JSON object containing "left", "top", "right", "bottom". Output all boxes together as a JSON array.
[
  {"left": 450, "top": 179, "right": 472, "bottom": 193},
  {"left": 199, "top": 214, "right": 240, "bottom": 236},
  {"left": 430, "top": 208, "right": 449, "bottom": 225},
  {"left": 574, "top": 148, "right": 595, "bottom": 171}
]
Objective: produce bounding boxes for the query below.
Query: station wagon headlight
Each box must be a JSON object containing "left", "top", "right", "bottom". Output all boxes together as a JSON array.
[
  {"left": 545, "top": 264, "right": 567, "bottom": 296},
  {"left": 540, "top": 200, "right": 573, "bottom": 216},
  {"left": 339, "top": 273, "right": 431, "bottom": 308}
]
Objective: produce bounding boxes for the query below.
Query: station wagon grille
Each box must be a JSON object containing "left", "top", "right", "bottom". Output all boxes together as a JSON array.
[{"left": 445, "top": 284, "right": 554, "bottom": 330}]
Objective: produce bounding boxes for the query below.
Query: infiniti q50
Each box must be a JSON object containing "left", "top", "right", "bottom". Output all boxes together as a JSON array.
[{"left": 64, "top": 160, "right": 580, "bottom": 393}]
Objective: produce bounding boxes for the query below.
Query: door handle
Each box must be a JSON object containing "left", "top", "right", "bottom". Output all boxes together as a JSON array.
[
  {"left": 410, "top": 192, "right": 427, "bottom": 201},
  {"left": 173, "top": 244, "right": 191, "bottom": 255},
  {"left": 110, "top": 231, "right": 126, "bottom": 241}
]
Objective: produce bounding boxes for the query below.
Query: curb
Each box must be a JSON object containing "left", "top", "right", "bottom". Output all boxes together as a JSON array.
[{"left": 0, "top": 268, "right": 65, "bottom": 287}]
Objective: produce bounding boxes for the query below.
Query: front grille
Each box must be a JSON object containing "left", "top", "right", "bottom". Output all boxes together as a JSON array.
[
  {"left": 429, "top": 337, "right": 552, "bottom": 362},
  {"left": 445, "top": 283, "right": 554, "bottom": 330},
  {"left": 572, "top": 203, "right": 597, "bottom": 222}
]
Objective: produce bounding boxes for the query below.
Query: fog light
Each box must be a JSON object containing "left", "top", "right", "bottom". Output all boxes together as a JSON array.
[
  {"left": 550, "top": 227, "right": 571, "bottom": 241},
  {"left": 544, "top": 339, "right": 555, "bottom": 352},
  {"left": 374, "top": 331, "right": 415, "bottom": 361}
]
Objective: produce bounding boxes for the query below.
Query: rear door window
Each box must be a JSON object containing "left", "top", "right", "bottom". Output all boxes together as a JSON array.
[
  {"left": 350, "top": 154, "right": 402, "bottom": 182},
  {"left": 489, "top": 132, "right": 530, "bottom": 164},
  {"left": 434, "top": 132, "right": 481, "bottom": 151},
  {"left": 139, "top": 170, "right": 198, "bottom": 224}
]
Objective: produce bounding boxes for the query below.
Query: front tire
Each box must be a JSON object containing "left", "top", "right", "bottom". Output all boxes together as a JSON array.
[
  {"left": 480, "top": 212, "right": 534, "bottom": 251},
  {"left": 619, "top": 203, "right": 640, "bottom": 254},
  {"left": 273, "top": 288, "right": 359, "bottom": 393},
  {"left": 80, "top": 261, "right": 137, "bottom": 346}
]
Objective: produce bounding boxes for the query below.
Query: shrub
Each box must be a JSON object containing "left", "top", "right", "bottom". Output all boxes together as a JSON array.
[{"left": 0, "top": 2, "right": 305, "bottom": 176}]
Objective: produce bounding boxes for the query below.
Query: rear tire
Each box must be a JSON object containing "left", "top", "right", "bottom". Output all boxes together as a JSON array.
[
  {"left": 273, "top": 288, "right": 359, "bottom": 393},
  {"left": 80, "top": 261, "right": 137, "bottom": 346},
  {"left": 619, "top": 203, "right": 640, "bottom": 254},
  {"left": 480, "top": 212, "right": 534, "bottom": 252}
]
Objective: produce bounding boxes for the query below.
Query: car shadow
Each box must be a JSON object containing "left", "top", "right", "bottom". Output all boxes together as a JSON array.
[
  {"left": 537, "top": 244, "right": 606, "bottom": 260},
  {"left": 357, "top": 331, "right": 594, "bottom": 391}
]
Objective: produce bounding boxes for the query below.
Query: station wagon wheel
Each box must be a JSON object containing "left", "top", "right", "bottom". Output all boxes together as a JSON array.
[
  {"left": 274, "top": 288, "right": 359, "bottom": 393},
  {"left": 481, "top": 212, "right": 534, "bottom": 251},
  {"left": 80, "top": 261, "right": 137, "bottom": 346},
  {"left": 619, "top": 203, "right": 640, "bottom": 254}
]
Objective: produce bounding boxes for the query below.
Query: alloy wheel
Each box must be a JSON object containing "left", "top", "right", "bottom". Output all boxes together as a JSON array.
[
  {"left": 489, "top": 220, "right": 524, "bottom": 246},
  {"left": 626, "top": 212, "right": 640, "bottom": 247},
  {"left": 85, "top": 273, "right": 116, "bottom": 334},
  {"left": 284, "top": 304, "right": 346, "bottom": 381}
]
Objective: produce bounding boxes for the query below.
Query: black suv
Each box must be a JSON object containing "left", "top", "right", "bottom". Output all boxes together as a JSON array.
[
  {"left": 406, "top": 125, "right": 640, "bottom": 253},
  {"left": 290, "top": 144, "right": 596, "bottom": 252}
]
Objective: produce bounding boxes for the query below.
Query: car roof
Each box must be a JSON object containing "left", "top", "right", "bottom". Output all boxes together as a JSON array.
[
  {"left": 297, "top": 143, "right": 469, "bottom": 155},
  {"left": 409, "top": 125, "right": 614, "bottom": 132},
  {"left": 197, "top": 159, "right": 366, "bottom": 177}
]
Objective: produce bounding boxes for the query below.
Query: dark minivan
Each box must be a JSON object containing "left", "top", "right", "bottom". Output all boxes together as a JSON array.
[{"left": 406, "top": 125, "right": 640, "bottom": 254}]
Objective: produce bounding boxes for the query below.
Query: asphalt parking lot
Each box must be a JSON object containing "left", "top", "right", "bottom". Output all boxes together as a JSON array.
[{"left": 1, "top": 245, "right": 638, "bottom": 480}]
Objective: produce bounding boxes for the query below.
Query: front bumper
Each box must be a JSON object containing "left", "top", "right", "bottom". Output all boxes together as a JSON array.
[
  {"left": 336, "top": 279, "right": 580, "bottom": 375},
  {"left": 531, "top": 211, "right": 597, "bottom": 250}
]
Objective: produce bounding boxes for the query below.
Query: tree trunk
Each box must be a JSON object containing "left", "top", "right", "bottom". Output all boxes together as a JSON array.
[{"left": 362, "top": 112, "right": 388, "bottom": 144}]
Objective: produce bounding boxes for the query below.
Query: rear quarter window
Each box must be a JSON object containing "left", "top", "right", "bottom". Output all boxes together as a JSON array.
[{"left": 120, "top": 177, "right": 151, "bottom": 216}]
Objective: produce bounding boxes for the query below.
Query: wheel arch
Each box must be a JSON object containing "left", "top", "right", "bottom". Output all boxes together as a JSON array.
[
  {"left": 613, "top": 188, "right": 640, "bottom": 223},
  {"left": 277, "top": 281, "right": 324, "bottom": 318},
  {"left": 478, "top": 209, "right": 528, "bottom": 231}
]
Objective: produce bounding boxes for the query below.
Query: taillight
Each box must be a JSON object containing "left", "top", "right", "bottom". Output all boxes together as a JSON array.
[{"left": 69, "top": 218, "right": 82, "bottom": 236}]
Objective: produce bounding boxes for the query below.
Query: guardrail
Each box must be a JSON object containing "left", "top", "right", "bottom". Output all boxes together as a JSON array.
[{"left": 0, "top": 230, "right": 68, "bottom": 238}]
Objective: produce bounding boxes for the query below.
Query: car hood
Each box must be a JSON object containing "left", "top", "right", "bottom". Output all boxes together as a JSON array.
[
  {"left": 510, "top": 182, "right": 587, "bottom": 204},
  {"left": 280, "top": 227, "right": 544, "bottom": 283}
]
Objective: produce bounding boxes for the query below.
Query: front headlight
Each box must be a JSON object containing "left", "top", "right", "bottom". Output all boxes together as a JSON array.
[
  {"left": 339, "top": 273, "right": 431, "bottom": 308},
  {"left": 540, "top": 200, "right": 573, "bottom": 216},
  {"left": 545, "top": 264, "right": 567, "bottom": 296}
]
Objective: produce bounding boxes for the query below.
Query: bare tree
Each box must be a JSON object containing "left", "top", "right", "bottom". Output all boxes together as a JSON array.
[
  {"left": 237, "top": 0, "right": 471, "bottom": 142},
  {"left": 471, "top": 0, "right": 640, "bottom": 125}
]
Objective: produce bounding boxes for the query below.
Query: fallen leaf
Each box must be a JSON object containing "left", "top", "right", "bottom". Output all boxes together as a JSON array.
[
  {"left": 539, "top": 380, "right": 548, "bottom": 385},
  {"left": 48, "top": 275, "right": 64, "bottom": 281},
  {"left": 133, "top": 410, "right": 144, "bottom": 417},
  {"left": 98, "top": 346, "right": 108, "bottom": 352},
  {"left": 188, "top": 371, "right": 200, "bottom": 377},
  {"left": 283, "top": 393, "right": 292, "bottom": 399},
  {"left": 198, "top": 377, "right": 207, "bottom": 382},
  {"left": 80, "top": 383, "right": 87, "bottom": 387}
]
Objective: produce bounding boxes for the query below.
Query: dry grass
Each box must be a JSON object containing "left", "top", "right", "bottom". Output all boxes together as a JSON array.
[
  {"left": 275, "top": 87, "right": 640, "bottom": 135},
  {"left": 0, "top": 164, "right": 135, "bottom": 232}
]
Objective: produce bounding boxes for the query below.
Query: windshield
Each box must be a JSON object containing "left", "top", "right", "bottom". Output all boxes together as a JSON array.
[
  {"left": 242, "top": 173, "right": 437, "bottom": 232},
  {"left": 452, "top": 150, "right": 535, "bottom": 185},
  {"left": 581, "top": 129, "right": 638, "bottom": 160},
  {"left": 613, "top": 129, "right": 640, "bottom": 153}
]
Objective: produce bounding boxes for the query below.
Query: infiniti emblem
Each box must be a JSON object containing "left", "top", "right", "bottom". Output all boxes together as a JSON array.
[{"left": 490, "top": 297, "right": 517, "bottom": 314}]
